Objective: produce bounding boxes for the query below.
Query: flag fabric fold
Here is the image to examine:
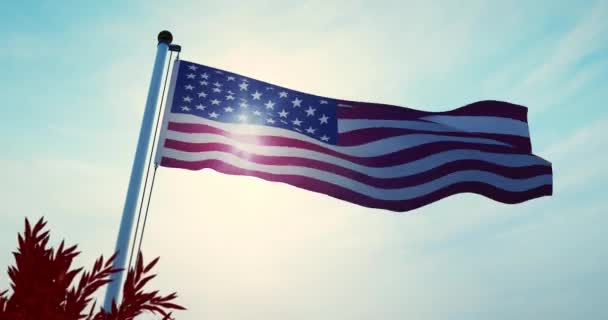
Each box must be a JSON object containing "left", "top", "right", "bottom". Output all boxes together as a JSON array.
[{"left": 155, "top": 60, "right": 552, "bottom": 212}]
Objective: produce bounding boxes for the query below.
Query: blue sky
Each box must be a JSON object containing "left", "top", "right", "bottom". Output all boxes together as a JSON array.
[{"left": 1, "top": 0, "right": 607, "bottom": 319}]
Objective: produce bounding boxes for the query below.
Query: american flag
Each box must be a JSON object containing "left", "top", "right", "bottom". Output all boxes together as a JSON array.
[{"left": 155, "top": 60, "right": 553, "bottom": 212}]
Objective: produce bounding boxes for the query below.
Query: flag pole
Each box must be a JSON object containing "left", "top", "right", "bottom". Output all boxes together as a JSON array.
[{"left": 103, "top": 30, "right": 173, "bottom": 310}]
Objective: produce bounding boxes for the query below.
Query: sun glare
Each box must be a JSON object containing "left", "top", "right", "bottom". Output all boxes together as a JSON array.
[{"left": 231, "top": 123, "right": 265, "bottom": 160}]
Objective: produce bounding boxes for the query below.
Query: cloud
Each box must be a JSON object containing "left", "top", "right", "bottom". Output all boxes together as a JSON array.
[
  {"left": 541, "top": 115, "right": 608, "bottom": 193},
  {"left": 148, "top": 0, "right": 488, "bottom": 106},
  {"left": 520, "top": 1, "right": 608, "bottom": 88},
  {"left": 507, "top": 1, "right": 608, "bottom": 111}
]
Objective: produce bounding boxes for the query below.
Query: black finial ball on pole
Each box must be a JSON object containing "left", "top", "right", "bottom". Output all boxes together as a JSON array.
[{"left": 157, "top": 30, "right": 173, "bottom": 44}]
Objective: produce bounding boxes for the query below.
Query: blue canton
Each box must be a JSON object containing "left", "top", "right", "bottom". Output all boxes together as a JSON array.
[{"left": 170, "top": 60, "right": 338, "bottom": 144}]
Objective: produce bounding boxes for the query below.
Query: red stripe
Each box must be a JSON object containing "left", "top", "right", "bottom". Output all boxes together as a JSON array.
[{"left": 160, "top": 157, "right": 552, "bottom": 212}]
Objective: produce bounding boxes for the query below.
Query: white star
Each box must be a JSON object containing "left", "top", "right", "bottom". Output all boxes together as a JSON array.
[
  {"left": 305, "top": 126, "right": 316, "bottom": 134},
  {"left": 266, "top": 118, "right": 275, "bottom": 124},
  {"left": 320, "top": 135, "right": 330, "bottom": 142},
  {"left": 209, "top": 112, "right": 219, "bottom": 118},
  {"left": 251, "top": 90, "right": 262, "bottom": 100},
  {"left": 180, "top": 106, "right": 191, "bottom": 111},
  {"left": 213, "top": 81, "right": 222, "bottom": 87},
  {"left": 199, "top": 80, "right": 208, "bottom": 86},
  {"left": 319, "top": 114, "right": 329, "bottom": 124},
  {"left": 239, "top": 101, "right": 248, "bottom": 108},
  {"left": 183, "top": 96, "right": 193, "bottom": 103},
  {"left": 215, "top": 70, "right": 223, "bottom": 74},
  {"left": 278, "top": 91, "right": 288, "bottom": 98},
  {"left": 238, "top": 114, "right": 248, "bottom": 122},
  {"left": 305, "top": 106, "right": 316, "bottom": 116},
  {"left": 186, "top": 73, "right": 196, "bottom": 79},
  {"left": 195, "top": 104, "right": 206, "bottom": 110},
  {"left": 224, "top": 106, "right": 234, "bottom": 113},
  {"left": 198, "top": 91, "right": 207, "bottom": 98},
  {"left": 211, "top": 99, "right": 220, "bottom": 105},
  {"left": 264, "top": 100, "right": 275, "bottom": 109},
  {"left": 212, "top": 87, "right": 222, "bottom": 93},
  {"left": 239, "top": 82, "right": 249, "bottom": 91},
  {"left": 184, "top": 84, "right": 194, "bottom": 90},
  {"left": 225, "top": 95, "right": 235, "bottom": 100},
  {"left": 320, "top": 100, "right": 328, "bottom": 104},
  {"left": 291, "top": 97, "right": 302, "bottom": 108},
  {"left": 253, "top": 110, "right": 262, "bottom": 116},
  {"left": 188, "top": 65, "right": 198, "bottom": 71},
  {"left": 292, "top": 118, "right": 302, "bottom": 126},
  {"left": 278, "top": 109, "right": 289, "bottom": 118},
  {"left": 200, "top": 72, "right": 209, "bottom": 79},
  {"left": 227, "top": 90, "right": 234, "bottom": 95},
  {"left": 227, "top": 76, "right": 235, "bottom": 81}
]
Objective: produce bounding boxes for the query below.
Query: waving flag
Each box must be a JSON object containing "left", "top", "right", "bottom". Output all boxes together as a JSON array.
[{"left": 155, "top": 60, "right": 552, "bottom": 212}]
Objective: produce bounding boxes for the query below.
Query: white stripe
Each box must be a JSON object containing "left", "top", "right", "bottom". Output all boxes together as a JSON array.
[
  {"left": 161, "top": 149, "right": 552, "bottom": 200},
  {"left": 164, "top": 130, "right": 547, "bottom": 178},
  {"left": 340, "top": 117, "right": 529, "bottom": 137},
  {"left": 421, "top": 115, "right": 530, "bottom": 137}
]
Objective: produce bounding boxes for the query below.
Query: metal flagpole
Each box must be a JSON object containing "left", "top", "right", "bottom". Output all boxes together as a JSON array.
[{"left": 103, "top": 30, "right": 173, "bottom": 310}]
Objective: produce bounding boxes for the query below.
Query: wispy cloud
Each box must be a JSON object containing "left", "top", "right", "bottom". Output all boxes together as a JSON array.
[
  {"left": 509, "top": 0, "right": 608, "bottom": 111},
  {"left": 541, "top": 115, "right": 608, "bottom": 193},
  {"left": 152, "top": 0, "right": 487, "bottom": 104},
  {"left": 520, "top": 1, "right": 608, "bottom": 88}
]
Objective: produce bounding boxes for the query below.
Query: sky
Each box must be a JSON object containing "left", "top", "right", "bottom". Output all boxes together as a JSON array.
[{"left": 0, "top": 0, "right": 607, "bottom": 319}]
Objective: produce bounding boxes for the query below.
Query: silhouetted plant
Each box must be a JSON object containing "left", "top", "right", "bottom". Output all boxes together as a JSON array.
[{"left": 0, "top": 217, "right": 185, "bottom": 320}]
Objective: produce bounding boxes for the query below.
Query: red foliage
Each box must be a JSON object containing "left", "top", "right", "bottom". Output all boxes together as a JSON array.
[{"left": 0, "top": 218, "right": 185, "bottom": 320}]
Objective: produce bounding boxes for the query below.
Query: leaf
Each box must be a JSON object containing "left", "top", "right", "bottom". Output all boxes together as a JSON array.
[
  {"left": 64, "top": 268, "right": 83, "bottom": 285},
  {"left": 17, "top": 235, "right": 24, "bottom": 250},
  {"left": 135, "top": 252, "right": 144, "bottom": 282},
  {"left": 85, "top": 300, "right": 97, "bottom": 320},
  {"left": 105, "top": 252, "right": 118, "bottom": 268},
  {"left": 24, "top": 218, "right": 31, "bottom": 237},
  {"left": 36, "top": 230, "right": 50, "bottom": 244},
  {"left": 32, "top": 216, "right": 47, "bottom": 234},
  {"left": 134, "top": 274, "right": 156, "bottom": 293},
  {"left": 158, "top": 302, "right": 186, "bottom": 310},
  {"left": 39, "top": 235, "right": 50, "bottom": 251},
  {"left": 143, "top": 257, "right": 160, "bottom": 274},
  {"left": 141, "top": 305, "right": 168, "bottom": 316}
]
